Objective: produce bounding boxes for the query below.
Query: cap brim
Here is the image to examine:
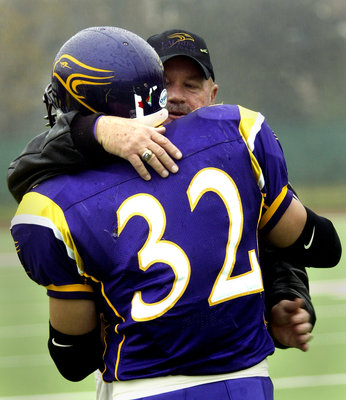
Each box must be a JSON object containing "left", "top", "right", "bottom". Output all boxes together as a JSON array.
[{"left": 160, "top": 54, "right": 212, "bottom": 80}]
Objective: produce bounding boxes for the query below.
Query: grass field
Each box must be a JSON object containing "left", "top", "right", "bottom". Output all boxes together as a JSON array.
[
  {"left": 0, "top": 214, "right": 345, "bottom": 400},
  {"left": 269, "top": 213, "right": 346, "bottom": 400}
]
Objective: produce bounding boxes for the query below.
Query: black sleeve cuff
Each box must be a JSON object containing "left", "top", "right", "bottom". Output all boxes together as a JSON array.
[{"left": 70, "top": 113, "right": 114, "bottom": 163}]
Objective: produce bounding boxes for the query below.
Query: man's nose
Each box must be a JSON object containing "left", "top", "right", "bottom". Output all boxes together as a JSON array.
[{"left": 167, "top": 85, "right": 185, "bottom": 103}]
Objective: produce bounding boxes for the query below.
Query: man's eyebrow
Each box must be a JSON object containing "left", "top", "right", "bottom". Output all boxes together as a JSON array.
[{"left": 185, "top": 72, "right": 204, "bottom": 81}]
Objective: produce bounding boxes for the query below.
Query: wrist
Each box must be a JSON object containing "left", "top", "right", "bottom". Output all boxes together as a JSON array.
[
  {"left": 93, "top": 115, "right": 104, "bottom": 142},
  {"left": 70, "top": 112, "right": 110, "bottom": 161}
]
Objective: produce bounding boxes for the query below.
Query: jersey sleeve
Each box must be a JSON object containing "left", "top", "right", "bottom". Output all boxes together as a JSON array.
[
  {"left": 238, "top": 106, "right": 293, "bottom": 234},
  {"left": 255, "top": 120, "right": 293, "bottom": 233},
  {"left": 10, "top": 192, "right": 94, "bottom": 300}
]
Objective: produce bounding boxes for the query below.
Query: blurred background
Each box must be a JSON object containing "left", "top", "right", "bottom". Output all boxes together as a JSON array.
[
  {"left": 0, "top": 2, "right": 345, "bottom": 399},
  {"left": 1, "top": 0, "right": 346, "bottom": 217}
]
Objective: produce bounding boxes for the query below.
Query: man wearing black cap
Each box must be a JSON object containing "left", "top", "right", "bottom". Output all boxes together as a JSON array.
[
  {"left": 8, "top": 28, "right": 315, "bottom": 353},
  {"left": 147, "top": 30, "right": 218, "bottom": 124},
  {"left": 149, "top": 30, "right": 215, "bottom": 80}
]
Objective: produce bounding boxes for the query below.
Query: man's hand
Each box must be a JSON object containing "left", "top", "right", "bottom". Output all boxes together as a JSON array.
[
  {"left": 96, "top": 116, "right": 182, "bottom": 180},
  {"left": 271, "top": 298, "right": 313, "bottom": 351}
]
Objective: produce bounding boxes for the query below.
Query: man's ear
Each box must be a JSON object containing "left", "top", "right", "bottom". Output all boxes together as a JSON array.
[{"left": 210, "top": 83, "right": 219, "bottom": 105}]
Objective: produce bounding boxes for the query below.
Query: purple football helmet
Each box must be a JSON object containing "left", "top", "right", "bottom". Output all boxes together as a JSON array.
[{"left": 44, "top": 26, "right": 167, "bottom": 126}]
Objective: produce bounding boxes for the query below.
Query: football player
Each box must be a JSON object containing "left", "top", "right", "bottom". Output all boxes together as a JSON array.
[
  {"left": 10, "top": 27, "right": 341, "bottom": 400},
  {"left": 8, "top": 29, "right": 333, "bottom": 351}
]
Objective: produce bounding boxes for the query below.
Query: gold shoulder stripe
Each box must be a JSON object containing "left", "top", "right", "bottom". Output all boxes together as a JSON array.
[
  {"left": 238, "top": 106, "right": 261, "bottom": 142},
  {"left": 13, "top": 192, "right": 84, "bottom": 271},
  {"left": 46, "top": 284, "right": 93, "bottom": 293},
  {"left": 238, "top": 106, "right": 265, "bottom": 189},
  {"left": 259, "top": 185, "right": 288, "bottom": 229}
]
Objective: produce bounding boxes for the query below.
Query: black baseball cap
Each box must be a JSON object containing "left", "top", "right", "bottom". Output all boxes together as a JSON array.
[{"left": 147, "top": 29, "right": 215, "bottom": 81}]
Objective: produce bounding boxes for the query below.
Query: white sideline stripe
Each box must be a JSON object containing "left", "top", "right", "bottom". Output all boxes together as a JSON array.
[
  {"left": 274, "top": 373, "right": 346, "bottom": 389},
  {"left": 0, "top": 393, "right": 95, "bottom": 400},
  {"left": 310, "top": 279, "right": 346, "bottom": 298},
  {"left": 315, "top": 303, "right": 346, "bottom": 318}
]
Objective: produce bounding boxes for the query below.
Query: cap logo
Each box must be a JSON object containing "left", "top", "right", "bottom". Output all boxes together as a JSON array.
[
  {"left": 53, "top": 54, "right": 115, "bottom": 113},
  {"left": 200, "top": 49, "right": 208, "bottom": 54},
  {"left": 167, "top": 32, "right": 194, "bottom": 47}
]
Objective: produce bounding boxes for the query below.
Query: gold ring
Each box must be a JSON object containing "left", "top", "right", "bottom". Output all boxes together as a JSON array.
[{"left": 141, "top": 149, "right": 153, "bottom": 162}]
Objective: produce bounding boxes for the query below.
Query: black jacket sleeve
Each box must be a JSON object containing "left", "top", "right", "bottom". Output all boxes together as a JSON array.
[
  {"left": 7, "top": 112, "right": 111, "bottom": 203},
  {"left": 260, "top": 183, "right": 316, "bottom": 348},
  {"left": 260, "top": 241, "right": 316, "bottom": 348}
]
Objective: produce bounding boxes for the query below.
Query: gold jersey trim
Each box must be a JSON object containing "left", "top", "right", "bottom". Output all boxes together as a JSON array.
[
  {"left": 238, "top": 105, "right": 265, "bottom": 189},
  {"left": 13, "top": 192, "right": 84, "bottom": 271},
  {"left": 259, "top": 185, "right": 288, "bottom": 229}
]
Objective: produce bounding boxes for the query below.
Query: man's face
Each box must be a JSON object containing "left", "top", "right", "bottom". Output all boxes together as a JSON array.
[{"left": 163, "top": 56, "right": 218, "bottom": 124}]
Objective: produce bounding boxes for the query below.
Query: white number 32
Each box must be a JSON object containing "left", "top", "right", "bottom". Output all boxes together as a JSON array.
[{"left": 117, "top": 168, "right": 263, "bottom": 322}]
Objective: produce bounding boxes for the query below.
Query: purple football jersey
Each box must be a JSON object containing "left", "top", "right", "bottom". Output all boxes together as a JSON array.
[{"left": 11, "top": 105, "right": 293, "bottom": 382}]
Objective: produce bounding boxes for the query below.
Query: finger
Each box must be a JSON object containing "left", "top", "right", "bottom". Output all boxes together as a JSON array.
[
  {"left": 297, "top": 332, "right": 313, "bottom": 347},
  {"left": 293, "top": 297, "right": 305, "bottom": 308},
  {"left": 155, "top": 126, "right": 166, "bottom": 135},
  {"left": 298, "top": 339, "right": 310, "bottom": 352},
  {"left": 271, "top": 299, "right": 307, "bottom": 327},
  {"left": 290, "top": 329, "right": 313, "bottom": 352},
  {"left": 149, "top": 145, "right": 179, "bottom": 176},
  {"left": 291, "top": 309, "right": 311, "bottom": 325},
  {"left": 128, "top": 154, "right": 151, "bottom": 181},
  {"left": 303, "top": 332, "right": 313, "bottom": 343},
  {"left": 152, "top": 131, "right": 183, "bottom": 160},
  {"left": 141, "top": 149, "right": 154, "bottom": 163},
  {"left": 271, "top": 302, "right": 292, "bottom": 325},
  {"left": 280, "top": 299, "right": 303, "bottom": 314},
  {"left": 141, "top": 151, "right": 170, "bottom": 178},
  {"left": 293, "top": 322, "right": 313, "bottom": 335}
]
